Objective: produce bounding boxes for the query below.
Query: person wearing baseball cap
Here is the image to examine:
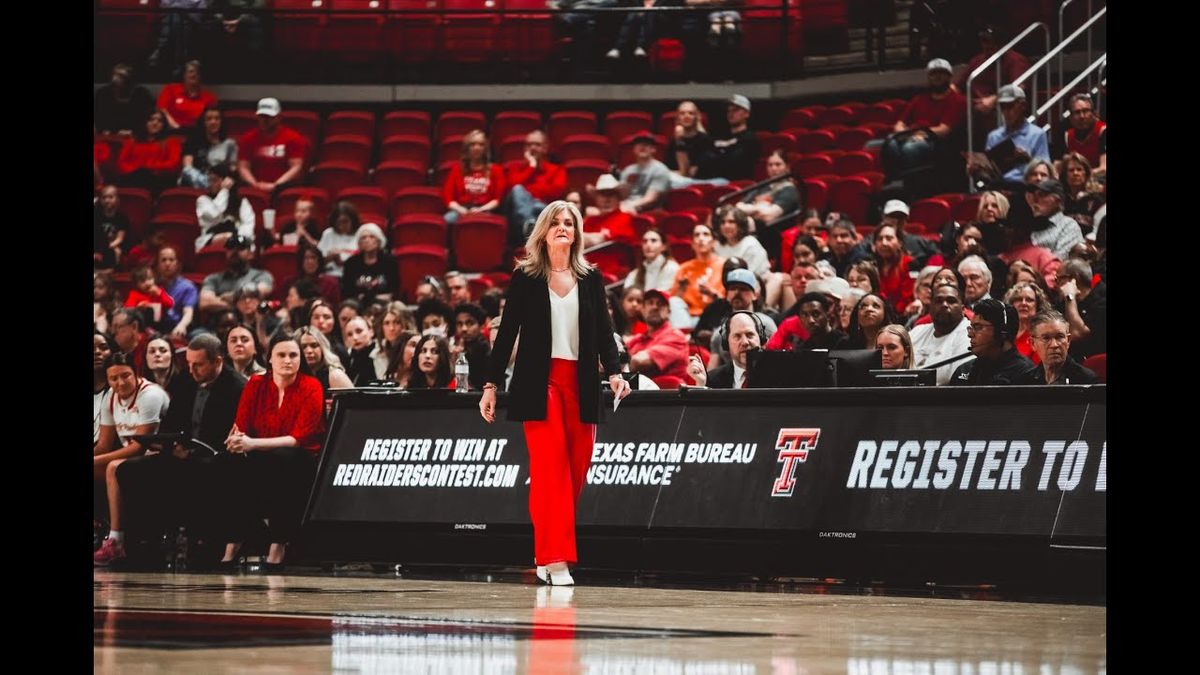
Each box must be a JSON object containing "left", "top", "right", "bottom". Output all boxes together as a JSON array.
[
  {"left": 625, "top": 288, "right": 691, "bottom": 382},
  {"left": 885, "top": 57, "right": 966, "bottom": 179},
  {"left": 698, "top": 94, "right": 760, "bottom": 181},
  {"left": 237, "top": 97, "right": 308, "bottom": 195},
  {"left": 617, "top": 132, "right": 671, "bottom": 215},
  {"left": 948, "top": 298, "right": 1034, "bottom": 385},
  {"left": 703, "top": 267, "right": 779, "bottom": 363},
  {"left": 956, "top": 27, "right": 1032, "bottom": 145},
  {"left": 1027, "top": 177, "right": 1085, "bottom": 260},
  {"left": 985, "top": 83, "right": 1051, "bottom": 186},
  {"left": 200, "top": 233, "right": 274, "bottom": 312}
]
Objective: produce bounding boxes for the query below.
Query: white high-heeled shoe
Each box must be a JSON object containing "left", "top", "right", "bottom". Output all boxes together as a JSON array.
[{"left": 535, "top": 562, "right": 575, "bottom": 585}]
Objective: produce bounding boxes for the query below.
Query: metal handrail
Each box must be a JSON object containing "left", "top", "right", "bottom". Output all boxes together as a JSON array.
[
  {"left": 1014, "top": 7, "right": 1106, "bottom": 125},
  {"left": 1059, "top": 0, "right": 1095, "bottom": 91},
  {"left": 964, "top": 21, "right": 1050, "bottom": 191},
  {"left": 1035, "top": 53, "right": 1105, "bottom": 121}
]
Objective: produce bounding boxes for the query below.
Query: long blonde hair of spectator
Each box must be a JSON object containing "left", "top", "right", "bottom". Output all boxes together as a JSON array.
[
  {"left": 459, "top": 129, "right": 491, "bottom": 173},
  {"left": 677, "top": 100, "right": 706, "bottom": 135},
  {"left": 293, "top": 326, "right": 346, "bottom": 372},
  {"left": 976, "top": 190, "right": 1010, "bottom": 221},
  {"left": 516, "top": 200, "right": 592, "bottom": 279}
]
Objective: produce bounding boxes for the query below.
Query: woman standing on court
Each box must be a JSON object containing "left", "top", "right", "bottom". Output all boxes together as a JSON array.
[{"left": 479, "top": 200, "right": 632, "bottom": 587}]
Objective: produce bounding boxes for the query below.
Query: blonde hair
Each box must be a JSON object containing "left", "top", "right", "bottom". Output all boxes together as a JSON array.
[
  {"left": 877, "top": 324, "right": 913, "bottom": 368},
  {"left": 293, "top": 326, "right": 346, "bottom": 371},
  {"left": 516, "top": 200, "right": 592, "bottom": 279},
  {"left": 976, "top": 190, "right": 1010, "bottom": 221},
  {"left": 459, "top": 129, "right": 490, "bottom": 172},
  {"left": 677, "top": 100, "right": 706, "bottom": 135}
]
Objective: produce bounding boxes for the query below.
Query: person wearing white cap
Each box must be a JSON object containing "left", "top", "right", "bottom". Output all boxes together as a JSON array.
[
  {"left": 698, "top": 94, "right": 760, "bottom": 181},
  {"left": 883, "top": 58, "right": 965, "bottom": 179},
  {"left": 583, "top": 173, "right": 640, "bottom": 248},
  {"left": 856, "top": 198, "right": 938, "bottom": 264},
  {"left": 340, "top": 223, "right": 397, "bottom": 306},
  {"left": 237, "top": 97, "right": 307, "bottom": 195},
  {"left": 985, "top": 83, "right": 1050, "bottom": 186}
]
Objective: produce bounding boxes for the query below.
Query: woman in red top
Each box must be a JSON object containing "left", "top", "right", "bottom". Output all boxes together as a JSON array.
[
  {"left": 442, "top": 129, "right": 506, "bottom": 225},
  {"left": 215, "top": 333, "right": 326, "bottom": 571},
  {"left": 117, "top": 110, "right": 182, "bottom": 194},
  {"left": 1004, "top": 281, "right": 1048, "bottom": 365},
  {"left": 872, "top": 223, "right": 915, "bottom": 314},
  {"left": 157, "top": 60, "right": 218, "bottom": 131}
]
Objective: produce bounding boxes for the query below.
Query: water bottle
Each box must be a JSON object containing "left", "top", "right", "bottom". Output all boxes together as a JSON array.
[{"left": 455, "top": 352, "right": 470, "bottom": 393}]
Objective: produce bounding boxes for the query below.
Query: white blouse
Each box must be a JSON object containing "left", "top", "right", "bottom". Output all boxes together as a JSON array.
[{"left": 549, "top": 284, "right": 580, "bottom": 360}]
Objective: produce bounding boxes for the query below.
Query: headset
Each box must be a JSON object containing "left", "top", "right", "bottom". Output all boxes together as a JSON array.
[
  {"left": 718, "top": 310, "right": 768, "bottom": 352},
  {"left": 975, "top": 298, "right": 1018, "bottom": 344}
]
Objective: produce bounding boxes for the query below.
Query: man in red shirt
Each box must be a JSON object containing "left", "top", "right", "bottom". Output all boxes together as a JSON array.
[
  {"left": 625, "top": 289, "right": 690, "bottom": 381},
  {"left": 581, "top": 174, "right": 638, "bottom": 247},
  {"left": 505, "top": 130, "right": 567, "bottom": 242},
  {"left": 1058, "top": 93, "right": 1107, "bottom": 177},
  {"left": 883, "top": 58, "right": 966, "bottom": 179},
  {"left": 237, "top": 97, "right": 307, "bottom": 197}
]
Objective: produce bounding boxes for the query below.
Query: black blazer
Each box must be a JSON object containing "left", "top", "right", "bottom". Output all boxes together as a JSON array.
[
  {"left": 705, "top": 363, "right": 736, "bottom": 389},
  {"left": 160, "top": 367, "right": 247, "bottom": 452},
  {"left": 486, "top": 267, "right": 621, "bottom": 423}
]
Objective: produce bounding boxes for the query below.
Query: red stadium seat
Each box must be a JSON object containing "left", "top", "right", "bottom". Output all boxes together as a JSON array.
[
  {"left": 909, "top": 198, "right": 952, "bottom": 230},
  {"left": 801, "top": 178, "right": 829, "bottom": 213},
  {"left": 223, "top": 110, "right": 259, "bottom": 140},
  {"left": 336, "top": 186, "right": 388, "bottom": 221},
  {"left": 1080, "top": 353, "right": 1106, "bottom": 383},
  {"left": 657, "top": 212, "right": 699, "bottom": 240},
  {"left": 318, "top": 134, "right": 372, "bottom": 169},
  {"left": 559, "top": 134, "right": 612, "bottom": 163},
  {"left": 325, "top": 110, "right": 376, "bottom": 139},
  {"left": 548, "top": 111, "right": 598, "bottom": 150},
  {"left": 490, "top": 111, "right": 542, "bottom": 150},
  {"left": 391, "top": 186, "right": 446, "bottom": 217},
  {"left": 954, "top": 194, "right": 984, "bottom": 224},
  {"left": 380, "top": 110, "right": 432, "bottom": 139},
  {"left": 603, "top": 110, "right": 655, "bottom": 147},
  {"left": 790, "top": 153, "right": 834, "bottom": 178},
  {"left": 380, "top": 134, "right": 432, "bottom": 167},
  {"left": 155, "top": 187, "right": 203, "bottom": 222},
  {"left": 665, "top": 188, "right": 704, "bottom": 213},
  {"left": 441, "top": 0, "right": 500, "bottom": 63},
  {"left": 117, "top": 188, "right": 153, "bottom": 244},
  {"left": 191, "top": 246, "right": 226, "bottom": 276},
  {"left": 833, "top": 151, "right": 875, "bottom": 177},
  {"left": 815, "top": 105, "right": 857, "bottom": 127},
  {"left": 760, "top": 132, "right": 797, "bottom": 157},
  {"left": 259, "top": 246, "right": 299, "bottom": 300},
  {"left": 859, "top": 102, "right": 898, "bottom": 125},
  {"left": 780, "top": 108, "right": 818, "bottom": 131},
  {"left": 387, "top": 0, "right": 439, "bottom": 64},
  {"left": 828, "top": 176, "right": 873, "bottom": 224},
  {"left": 793, "top": 130, "right": 836, "bottom": 154},
  {"left": 585, "top": 240, "right": 636, "bottom": 278},
  {"left": 497, "top": 136, "right": 528, "bottom": 164},
  {"left": 564, "top": 159, "right": 611, "bottom": 193},
  {"left": 835, "top": 127, "right": 874, "bottom": 152},
  {"left": 373, "top": 161, "right": 428, "bottom": 199},
  {"left": 391, "top": 213, "right": 448, "bottom": 247},
  {"left": 310, "top": 161, "right": 367, "bottom": 200},
  {"left": 437, "top": 135, "right": 466, "bottom": 165},
  {"left": 435, "top": 110, "right": 488, "bottom": 143},
  {"left": 451, "top": 213, "right": 508, "bottom": 271},
  {"left": 394, "top": 245, "right": 449, "bottom": 302}
]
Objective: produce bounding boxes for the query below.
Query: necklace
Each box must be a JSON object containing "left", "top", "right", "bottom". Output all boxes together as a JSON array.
[{"left": 551, "top": 266, "right": 570, "bottom": 273}]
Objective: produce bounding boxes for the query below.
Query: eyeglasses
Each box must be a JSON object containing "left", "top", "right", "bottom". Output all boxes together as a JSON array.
[
  {"left": 966, "top": 323, "right": 993, "bottom": 334},
  {"left": 1033, "top": 333, "right": 1070, "bottom": 344}
]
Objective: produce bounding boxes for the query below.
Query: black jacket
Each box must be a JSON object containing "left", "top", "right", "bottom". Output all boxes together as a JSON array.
[
  {"left": 705, "top": 363, "right": 736, "bottom": 389},
  {"left": 159, "top": 367, "right": 247, "bottom": 452},
  {"left": 948, "top": 349, "right": 1035, "bottom": 386},
  {"left": 1018, "top": 357, "right": 1099, "bottom": 385},
  {"left": 487, "top": 267, "right": 621, "bottom": 423}
]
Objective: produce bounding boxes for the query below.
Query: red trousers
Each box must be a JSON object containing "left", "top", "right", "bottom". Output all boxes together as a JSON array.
[{"left": 523, "top": 358, "right": 596, "bottom": 566}]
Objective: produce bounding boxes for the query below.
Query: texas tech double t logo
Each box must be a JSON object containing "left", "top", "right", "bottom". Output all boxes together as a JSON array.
[{"left": 772, "top": 428, "right": 820, "bottom": 497}]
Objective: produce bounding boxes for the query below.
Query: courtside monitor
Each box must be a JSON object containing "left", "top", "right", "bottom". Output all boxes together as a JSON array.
[
  {"left": 829, "top": 349, "right": 883, "bottom": 387},
  {"left": 746, "top": 349, "right": 834, "bottom": 388}
]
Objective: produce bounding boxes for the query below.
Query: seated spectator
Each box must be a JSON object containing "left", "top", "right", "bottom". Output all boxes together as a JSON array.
[
  {"left": 295, "top": 326, "right": 354, "bottom": 396},
  {"left": 958, "top": 255, "right": 994, "bottom": 307},
  {"left": 157, "top": 60, "right": 218, "bottom": 131},
  {"left": 1006, "top": 259, "right": 1043, "bottom": 291},
  {"left": 1019, "top": 310, "right": 1099, "bottom": 385},
  {"left": 1060, "top": 152, "right": 1105, "bottom": 234},
  {"left": 94, "top": 63, "right": 154, "bottom": 136},
  {"left": 1004, "top": 281, "right": 1048, "bottom": 364},
  {"left": 111, "top": 307, "right": 152, "bottom": 374},
  {"left": 1026, "top": 178, "right": 1085, "bottom": 260},
  {"left": 626, "top": 289, "right": 690, "bottom": 380},
  {"left": 213, "top": 333, "right": 326, "bottom": 571},
  {"left": 199, "top": 234, "right": 274, "bottom": 313},
  {"left": 687, "top": 311, "right": 763, "bottom": 389},
  {"left": 624, "top": 227, "right": 679, "bottom": 291},
  {"left": 982, "top": 84, "right": 1050, "bottom": 189},
  {"left": 142, "top": 335, "right": 186, "bottom": 395},
  {"left": 281, "top": 245, "right": 341, "bottom": 306},
  {"left": 412, "top": 275, "right": 445, "bottom": 305},
  {"left": 237, "top": 97, "right": 307, "bottom": 195},
  {"left": 1056, "top": 93, "right": 1106, "bottom": 177},
  {"left": 713, "top": 205, "right": 771, "bottom": 279},
  {"left": 443, "top": 129, "right": 506, "bottom": 225},
  {"left": 737, "top": 150, "right": 800, "bottom": 225},
  {"left": 669, "top": 222, "right": 725, "bottom": 327},
  {"left": 337, "top": 299, "right": 363, "bottom": 335},
  {"left": 180, "top": 105, "right": 237, "bottom": 189},
  {"left": 949, "top": 299, "right": 1034, "bottom": 385},
  {"left": 342, "top": 316, "right": 380, "bottom": 386},
  {"left": 95, "top": 272, "right": 119, "bottom": 334},
  {"left": 871, "top": 223, "right": 916, "bottom": 314},
  {"left": 667, "top": 100, "right": 712, "bottom": 186},
  {"left": 405, "top": 335, "right": 456, "bottom": 389},
  {"left": 99, "top": 333, "right": 246, "bottom": 568},
  {"left": 341, "top": 223, "right": 397, "bottom": 306},
  {"left": 846, "top": 260, "right": 880, "bottom": 294},
  {"left": 956, "top": 26, "right": 1030, "bottom": 147},
  {"left": 317, "top": 201, "right": 362, "bottom": 279},
  {"left": 226, "top": 323, "right": 266, "bottom": 379},
  {"left": 583, "top": 174, "right": 639, "bottom": 246},
  {"left": 116, "top": 110, "right": 183, "bottom": 193},
  {"left": 776, "top": 259, "right": 826, "bottom": 318},
  {"left": 699, "top": 95, "right": 759, "bottom": 181},
  {"left": 373, "top": 302, "right": 418, "bottom": 379},
  {"left": 232, "top": 285, "right": 281, "bottom": 348},
  {"left": 701, "top": 267, "right": 779, "bottom": 364},
  {"left": 506, "top": 130, "right": 567, "bottom": 240},
  {"left": 882, "top": 59, "right": 965, "bottom": 179},
  {"left": 1054, "top": 259, "right": 1105, "bottom": 360},
  {"left": 391, "top": 333, "right": 422, "bottom": 386},
  {"left": 769, "top": 290, "right": 848, "bottom": 351},
  {"left": 617, "top": 133, "right": 671, "bottom": 215},
  {"left": 778, "top": 232, "right": 823, "bottom": 286},
  {"left": 94, "top": 332, "right": 118, "bottom": 443},
  {"left": 94, "top": 186, "right": 130, "bottom": 270},
  {"left": 416, "top": 298, "right": 456, "bottom": 337},
  {"left": 839, "top": 287, "right": 867, "bottom": 333},
  {"left": 615, "top": 286, "right": 648, "bottom": 336},
  {"left": 876, "top": 324, "right": 914, "bottom": 369},
  {"left": 95, "top": 126, "right": 113, "bottom": 189},
  {"left": 124, "top": 265, "right": 176, "bottom": 328},
  {"left": 820, "top": 218, "right": 870, "bottom": 278},
  {"left": 860, "top": 200, "right": 938, "bottom": 266},
  {"left": 910, "top": 280, "right": 971, "bottom": 385},
  {"left": 443, "top": 271, "right": 474, "bottom": 306},
  {"left": 452, "top": 302, "right": 492, "bottom": 389},
  {"left": 92, "top": 352, "right": 171, "bottom": 566},
  {"left": 306, "top": 298, "right": 350, "bottom": 362},
  {"left": 154, "top": 246, "right": 198, "bottom": 339},
  {"left": 277, "top": 277, "right": 321, "bottom": 334},
  {"left": 905, "top": 264, "right": 941, "bottom": 327},
  {"left": 195, "top": 164, "right": 256, "bottom": 251},
  {"left": 845, "top": 292, "right": 898, "bottom": 350},
  {"left": 275, "top": 196, "right": 323, "bottom": 249},
  {"left": 606, "top": 0, "right": 663, "bottom": 60}
]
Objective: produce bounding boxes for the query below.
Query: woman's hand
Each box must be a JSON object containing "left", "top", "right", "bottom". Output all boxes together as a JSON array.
[
  {"left": 608, "top": 374, "right": 632, "bottom": 401},
  {"left": 479, "top": 386, "right": 497, "bottom": 423}
]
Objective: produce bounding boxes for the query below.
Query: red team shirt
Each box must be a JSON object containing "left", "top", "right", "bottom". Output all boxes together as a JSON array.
[
  {"left": 157, "top": 84, "right": 218, "bottom": 129},
  {"left": 442, "top": 163, "right": 507, "bottom": 208},
  {"left": 238, "top": 126, "right": 308, "bottom": 183}
]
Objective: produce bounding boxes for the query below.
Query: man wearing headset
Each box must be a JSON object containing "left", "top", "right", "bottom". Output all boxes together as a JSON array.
[
  {"left": 948, "top": 298, "right": 1034, "bottom": 385},
  {"left": 687, "top": 311, "right": 765, "bottom": 389}
]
